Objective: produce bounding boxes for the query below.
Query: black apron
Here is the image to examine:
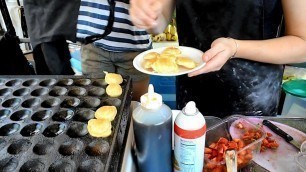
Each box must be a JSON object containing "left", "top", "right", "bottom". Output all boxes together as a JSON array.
[{"left": 176, "top": 0, "right": 284, "bottom": 117}]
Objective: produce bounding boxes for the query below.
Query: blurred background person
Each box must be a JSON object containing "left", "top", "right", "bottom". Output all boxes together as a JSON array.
[
  {"left": 77, "top": 0, "right": 151, "bottom": 100},
  {"left": 23, "top": 0, "right": 79, "bottom": 74}
]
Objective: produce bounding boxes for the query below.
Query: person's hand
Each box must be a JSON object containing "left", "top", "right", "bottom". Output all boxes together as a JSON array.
[
  {"left": 129, "top": 0, "right": 163, "bottom": 30},
  {"left": 188, "top": 37, "right": 238, "bottom": 77}
]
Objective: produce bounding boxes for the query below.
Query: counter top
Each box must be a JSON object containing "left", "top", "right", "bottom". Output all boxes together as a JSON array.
[{"left": 121, "top": 103, "right": 306, "bottom": 172}]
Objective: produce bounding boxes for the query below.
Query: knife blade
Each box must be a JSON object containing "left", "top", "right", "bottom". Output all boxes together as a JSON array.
[{"left": 262, "top": 119, "right": 301, "bottom": 150}]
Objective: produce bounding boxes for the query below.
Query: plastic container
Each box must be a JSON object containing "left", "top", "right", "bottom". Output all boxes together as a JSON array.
[
  {"left": 174, "top": 101, "right": 206, "bottom": 172},
  {"left": 281, "top": 80, "right": 306, "bottom": 117},
  {"left": 204, "top": 115, "right": 266, "bottom": 172},
  {"left": 295, "top": 152, "right": 306, "bottom": 172},
  {"left": 301, "top": 141, "right": 306, "bottom": 153},
  {"left": 132, "top": 84, "right": 172, "bottom": 172}
]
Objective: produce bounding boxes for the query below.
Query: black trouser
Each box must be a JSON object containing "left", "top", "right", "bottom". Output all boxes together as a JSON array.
[{"left": 33, "top": 38, "right": 75, "bottom": 75}]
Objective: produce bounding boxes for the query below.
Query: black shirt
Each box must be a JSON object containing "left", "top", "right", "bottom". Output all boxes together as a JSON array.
[{"left": 176, "top": 0, "right": 284, "bottom": 117}]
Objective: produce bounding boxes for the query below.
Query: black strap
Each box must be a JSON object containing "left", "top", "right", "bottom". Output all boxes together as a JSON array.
[
  {"left": 82, "top": 0, "right": 116, "bottom": 44},
  {"left": 0, "top": 0, "right": 16, "bottom": 36}
]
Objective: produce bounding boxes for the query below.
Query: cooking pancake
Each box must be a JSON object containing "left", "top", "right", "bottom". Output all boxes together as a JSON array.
[
  {"left": 106, "top": 84, "right": 122, "bottom": 97},
  {"left": 87, "top": 119, "right": 112, "bottom": 138},
  {"left": 95, "top": 106, "right": 117, "bottom": 121}
]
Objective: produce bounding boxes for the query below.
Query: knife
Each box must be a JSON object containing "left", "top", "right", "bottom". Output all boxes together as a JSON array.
[{"left": 262, "top": 119, "right": 301, "bottom": 150}]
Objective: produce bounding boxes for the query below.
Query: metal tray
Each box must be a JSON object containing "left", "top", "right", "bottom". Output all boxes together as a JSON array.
[{"left": 0, "top": 75, "right": 132, "bottom": 172}]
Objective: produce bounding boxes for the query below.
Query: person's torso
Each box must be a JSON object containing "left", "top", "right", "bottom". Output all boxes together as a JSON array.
[
  {"left": 76, "top": 0, "right": 151, "bottom": 52},
  {"left": 176, "top": 0, "right": 284, "bottom": 117},
  {"left": 23, "top": 0, "right": 81, "bottom": 48}
]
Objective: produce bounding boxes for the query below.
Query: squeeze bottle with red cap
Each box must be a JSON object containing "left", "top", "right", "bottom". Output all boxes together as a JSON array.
[
  {"left": 132, "top": 84, "right": 172, "bottom": 172},
  {"left": 174, "top": 101, "right": 206, "bottom": 172}
]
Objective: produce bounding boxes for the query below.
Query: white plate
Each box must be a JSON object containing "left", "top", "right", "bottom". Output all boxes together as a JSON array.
[{"left": 133, "top": 46, "right": 205, "bottom": 76}]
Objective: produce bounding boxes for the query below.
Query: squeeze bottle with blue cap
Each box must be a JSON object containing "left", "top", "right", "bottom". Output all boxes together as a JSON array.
[
  {"left": 132, "top": 84, "right": 172, "bottom": 172},
  {"left": 174, "top": 101, "right": 206, "bottom": 172}
]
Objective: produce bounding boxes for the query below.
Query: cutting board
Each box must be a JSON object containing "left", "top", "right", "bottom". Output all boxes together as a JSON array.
[{"left": 231, "top": 118, "right": 306, "bottom": 172}]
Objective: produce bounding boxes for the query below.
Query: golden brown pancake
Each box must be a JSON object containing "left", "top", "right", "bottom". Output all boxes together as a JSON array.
[
  {"left": 151, "top": 57, "right": 179, "bottom": 73},
  {"left": 106, "top": 84, "right": 122, "bottom": 97},
  {"left": 161, "top": 47, "right": 181, "bottom": 56},
  {"left": 144, "top": 52, "right": 159, "bottom": 60},
  {"left": 176, "top": 56, "right": 197, "bottom": 69},
  {"left": 87, "top": 119, "right": 112, "bottom": 137},
  {"left": 105, "top": 72, "right": 123, "bottom": 85},
  {"left": 159, "top": 53, "right": 177, "bottom": 63},
  {"left": 143, "top": 58, "right": 157, "bottom": 69},
  {"left": 95, "top": 106, "right": 117, "bottom": 121}
]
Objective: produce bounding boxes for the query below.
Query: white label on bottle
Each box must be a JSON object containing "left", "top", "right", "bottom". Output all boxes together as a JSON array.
[{"left": 174, "top": 134, "right": 205, "bottom": 172}]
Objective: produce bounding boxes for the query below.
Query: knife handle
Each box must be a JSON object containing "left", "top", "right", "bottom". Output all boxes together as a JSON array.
[{"left": 262, "top": 120, "right": 293, "bottom": 142}]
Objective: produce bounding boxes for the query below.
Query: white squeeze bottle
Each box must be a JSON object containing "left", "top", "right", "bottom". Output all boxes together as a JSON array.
[
  {"left": 132, "top": 84, "right": 172, "bottom": 172},
  {"left": 174, "top": 101, "right": 206, "bottom": 172}
]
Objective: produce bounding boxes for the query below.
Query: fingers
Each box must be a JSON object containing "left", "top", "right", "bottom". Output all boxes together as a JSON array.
[
  {"left": 188, "top": 49, "right": 232, "bottom": 77},
  {"left": 129, "top": 0, "right": 160, "bottom": 29},
  {"left": 188, "top": 37, "right": 238, "bottom": 77},
  {"left": 202, "top": 44, "right": 225, "bottom": 62}
]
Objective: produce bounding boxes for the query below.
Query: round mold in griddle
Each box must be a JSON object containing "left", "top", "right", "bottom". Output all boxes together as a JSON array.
[
  {"left": 43, "top": 123, "right": 66, "bottom": 137},
  {"left": 0, "top": 109, "right": 11, "bottom": 120},
  {"left": 102, "top": 98, "right": 122, "bottom": 108},
  {"left": 0, "top": 138, "right": 7, "bottom": 151},
  {"left": 80, "top": 97, "right": 101, "bottom": 108},
  {"left": 49, "top": 86, "right": 67, "bottom": 96},
  {"left": 20, "top": 159, "right": 45, "bottom": 172},
  {"left": 59, "top": 140, "right": 83, "bottom": 156},
  {"left": 33, "top": 140, "right": 54, "bottom": 155},
  {"left": 21, "top": 98, "right": 41, "bottom": 108},
  {"left": 10, "top": 109, "right": 31, "bottom": 121},
  {"left": 49, "top": 159, "right": 76, "bottom": 172},
  {"left": 0, "top": 123, "right": 20, "bottom": 136},
  {"left": 7, "top": 139, "right": 32, "bottom": 155},
  {"left": 67, "top": 122, "right": 88, "bottom": 138},
  {"left": 0, "top": 88, "right": 12, "bottom": 97},
  {"left": 52, "top": 109, "right": 74, "bottom": 122},
  {"left": 88, "top": 87, "right": 105, "bottom": 96},
  {"left": 68, "top": 87, "right": 86, "bottom": 96},
  {"left": 20, "top": 123, "right": 43, "bottom": 137},
  {"left": 74, "top": 79, "right": 91, "bottom": 86},
  {"left": 31, "top": 87, "right": 49, "bottom": 97},
  {"left": 57, "top": 78, "right": 73, "bottom": 86},
  {"left": 39, "top": 79, "right": 57, "bottom": 87},
  {"left": 0, "top": 79, "right": 5, "bottom": 86},
  {"left": 77, "top": 159, "right": 104, "bottom": 172},
  {"left": 92, "top": 79, "right": 108, "bottom": 87},
  {"left": 41, "top": 97, "right": 61, "bottom": 108},
  {"left": 85, "top": 140, "right": 110, "bottom": 156},
  {"left": 74, "top": 109, "right": 95, "bottom": 122},
  {"left": 5, "top": 79, "right": 21, "bottom": 87},
  {"left": 60, "top": 97, "right": 81, "bottom": 108},
  {"left": 2, "top": 98, "right": 21, "bottom": 109},
  {"left": 13, "top": 88, "right": 30, "bottom": 97},
  {"left": 32, "top": 109, "right": 52, "bottom": 121},
  {"left": 22, "top": 79, "right": 38, "bottom": 87},
  {"left": 0, "top": 157, "right": 19, "bottom": 172}
]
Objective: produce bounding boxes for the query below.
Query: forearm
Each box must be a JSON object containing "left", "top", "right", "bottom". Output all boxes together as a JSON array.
[{"left": 235, "top": 36, "right": 306, "bottom": 64}]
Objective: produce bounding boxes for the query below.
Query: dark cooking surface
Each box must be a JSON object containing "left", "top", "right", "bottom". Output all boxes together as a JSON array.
[{"left": 0, "top": 75, "right": 132, "bottom": 172}]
